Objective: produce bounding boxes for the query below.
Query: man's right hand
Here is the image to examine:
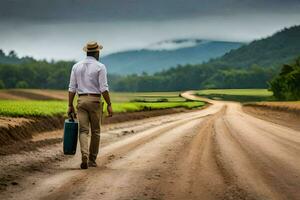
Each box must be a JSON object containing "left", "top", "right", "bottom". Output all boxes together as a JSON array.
[
  {"left": 102, "top": 90, "right": 113, "bottom": 117},
  {"left": 107, "top": 104, "right": 113, "bottom": 117},
  {"left": 68, "top": 105, "right": 75, "bottom": 115}
]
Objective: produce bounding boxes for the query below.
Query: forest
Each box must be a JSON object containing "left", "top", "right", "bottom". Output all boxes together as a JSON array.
[
  {"left": 0, "top": 55, "right": 275, "bottom": 91},
  {"left": 270, "top": 56, "right": 300, "bottom": 100}
]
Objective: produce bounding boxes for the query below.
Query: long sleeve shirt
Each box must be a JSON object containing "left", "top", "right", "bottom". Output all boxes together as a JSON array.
[{"left": 68, "top": 56, "right": 109, "bottom": 94}]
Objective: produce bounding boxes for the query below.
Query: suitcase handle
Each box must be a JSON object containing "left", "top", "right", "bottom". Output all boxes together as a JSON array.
[{"left": 68, "top": 112, "right": 76, "bottom": 122}]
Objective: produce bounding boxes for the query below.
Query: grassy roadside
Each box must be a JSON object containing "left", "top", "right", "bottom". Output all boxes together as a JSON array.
[
  {"left": 196, "top": 89, "right": 274, "bottom": 102},
  {"left": 195, "top": 89, "right": 300, "bottom": 115},
  {"left": 0, "top": 100, "right": 205, "bottom": 117}
]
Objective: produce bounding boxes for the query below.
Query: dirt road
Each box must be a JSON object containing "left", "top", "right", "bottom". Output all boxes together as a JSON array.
[{"left": 1, "top": 92, "right": 300, "bottom": 200}]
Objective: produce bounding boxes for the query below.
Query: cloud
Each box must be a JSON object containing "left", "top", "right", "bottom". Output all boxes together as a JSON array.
[
  {"left": 1, "top": 0, "right": 300, "bottom": 22},
  {"left": 0, "top": 0, "right": 299, "bottom": 60},
  {"left": 145, "top": 39, "right": 203, "bottom": 51},
  {"left": 1, "top": 13, "right": 299, "bottom": 60}
]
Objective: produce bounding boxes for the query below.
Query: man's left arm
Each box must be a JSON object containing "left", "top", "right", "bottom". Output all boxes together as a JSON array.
[
  {"left": 99, "top": 65, "right": 113, "bottom": 117},
  {"left": 68, "top": 66, "right": 77, "bottom": 115},
  {"left": 68, "top": 91, "right": 76, "bottom": 115}
]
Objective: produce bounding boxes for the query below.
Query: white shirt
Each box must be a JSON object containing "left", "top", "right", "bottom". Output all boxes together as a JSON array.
[{"left": 68, "top": 56, "right": 109, "bottom": 94}]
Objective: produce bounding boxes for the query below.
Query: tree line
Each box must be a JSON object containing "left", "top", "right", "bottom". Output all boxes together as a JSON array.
[
  {"left": 0, "top": 49, "right": 299, "bottom": 101},
  {"left": 0, "top": 60, "right": 74, "bottom": 89},
  {"left": 110, "top": 64, "right": 276, "bottom": 92},
  {"left": 0, "top": 59, "right": 276, "bottom": 91}
]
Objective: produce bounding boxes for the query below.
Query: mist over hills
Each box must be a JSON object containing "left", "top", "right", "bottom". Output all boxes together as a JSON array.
[{"left": 101, "top": 39, "right": 244, "bottom": 74}]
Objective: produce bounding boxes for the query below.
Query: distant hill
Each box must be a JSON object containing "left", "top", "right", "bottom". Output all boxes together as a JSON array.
[
  {"left": 110, "top": 25, "right": 300, "bottom": 91},
  {"left": 101, "top": 39, "right": 243, "bottom": 74},
  {"left": 209, "top": 25, "right": 300, "bottom": 68}
]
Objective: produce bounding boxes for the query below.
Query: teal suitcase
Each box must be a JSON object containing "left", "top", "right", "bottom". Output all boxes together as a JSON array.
[{"left": 63, "top": 115, "right": 78, "bottom": 155}]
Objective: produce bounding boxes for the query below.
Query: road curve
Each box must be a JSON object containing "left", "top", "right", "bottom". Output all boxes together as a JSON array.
[{"left": 1, "top": 92, "right": 300, "bottom": 200}]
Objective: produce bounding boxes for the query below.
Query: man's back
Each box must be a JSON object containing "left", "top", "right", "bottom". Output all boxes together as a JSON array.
[{"left": 69, "top": 56, "right": 108, "bottom": 94}]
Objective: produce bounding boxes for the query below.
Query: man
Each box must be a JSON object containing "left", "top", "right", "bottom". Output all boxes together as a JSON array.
[{"left": 68, "top": 41, "right": 113, "bottom": 169}]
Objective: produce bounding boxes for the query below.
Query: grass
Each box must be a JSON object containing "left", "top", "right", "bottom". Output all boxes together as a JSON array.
[
  {"left": 0, "top": 100, "right": 68, "bottom": 117},
  {"left": 104, "top": 101, "right": 205, "bottom": 113},
  {"left": 0, "top": 99, "right": 205, "bottom": 117},
  {"left": 196, "top": 89, "right": 274, "bottom": 102},
  {"left": 110, "top": 92, "right": 184, "bottom": 103}
]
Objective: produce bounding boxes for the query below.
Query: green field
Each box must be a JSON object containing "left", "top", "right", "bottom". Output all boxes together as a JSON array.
[
  {"left": 0, "top": 91, "right": 205, "bottom": 117},
  {"left": 196, "top": 89, "right": 274, "bottom": 102},
  {"left": 0, "top": 100, "right": 67, "bottom": 117},
  {"left": 0, "top": 100, "right": 204, "bottom": 117},
  {"left": 110, "top": 92, "right": 184, "bottom": 103}
]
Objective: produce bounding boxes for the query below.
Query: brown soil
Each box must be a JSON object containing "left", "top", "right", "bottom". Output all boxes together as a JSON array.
[
  {"left": 0, "top": 92, "right": 29, "bottom": 100},
  {"left": 244, "top": 101, "right": 300, "bottom": 116},
  {"left": 0, "top": 116, "right": 64, "bottom": 146},
  {"left": 243, "top": 105, "right": 300, "bottom": 131},
  {"left": 23, "top": 89, "right": 68, "bottom": 100},
  {"left": 5, "top": 90, "right": 61, "bottom": 100},
  {"left": 0, "top": 89, "right": 67, "bottom": 100},
  {"left": 0, "top": 117, "right": 33, "bottom": 128}
]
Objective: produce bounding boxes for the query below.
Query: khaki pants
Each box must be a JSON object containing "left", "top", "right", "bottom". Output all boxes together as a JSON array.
[{"left": 77, "top": 96, "right": 102, "bottom": 162}]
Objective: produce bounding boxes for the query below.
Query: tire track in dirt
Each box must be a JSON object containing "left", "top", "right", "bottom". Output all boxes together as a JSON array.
[
  {"left": 158, "top": 106, "right": 229, "bottom": 200},
  {"left": 222, "top": 108, "right": 300, "bottom": 199},
  {"left": 237, "top": 109, "right": 300, "bottom": 154},
  {"left": 157, "top": 106, "right": 260, "bottom": 200},
  {"left": 214, "top": 117, "right": 277, "bottom": 200}
]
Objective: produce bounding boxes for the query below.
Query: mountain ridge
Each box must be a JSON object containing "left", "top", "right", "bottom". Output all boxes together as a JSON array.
[
  {"left": 110, "top": 25, "right": 300, "bottom": 91},
  {"left": 208, "top": 25, "right": 300, "bottom": 69},
  {"left": 102, "top": 39, "right": 244, "bottom": 74}
]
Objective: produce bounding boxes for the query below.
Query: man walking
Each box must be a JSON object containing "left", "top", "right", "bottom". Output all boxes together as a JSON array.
[{"left": 68, "top": 41, "right": 113, "bottom": 169}]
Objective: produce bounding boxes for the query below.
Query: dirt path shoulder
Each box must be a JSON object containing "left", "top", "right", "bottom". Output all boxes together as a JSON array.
[{"left": 243, "top": 105, "right": 300, "bottom": 131}]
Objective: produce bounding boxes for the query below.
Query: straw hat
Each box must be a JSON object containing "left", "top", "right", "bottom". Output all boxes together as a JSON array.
[{"left": 83, "top": 41, "right": 103, "bottom": 52}]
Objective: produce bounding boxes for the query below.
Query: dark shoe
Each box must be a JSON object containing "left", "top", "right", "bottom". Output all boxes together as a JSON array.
[
  {"left": 80, "top": 156, "right": 88, "bottom": 169},
  {"left": 88, "top": 160, "right": 97, "bottom": 167}
]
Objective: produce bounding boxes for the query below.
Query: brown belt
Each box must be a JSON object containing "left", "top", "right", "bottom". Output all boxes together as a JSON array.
[{"left": 78, "top": 93, "right": 101, "bottom": 97}]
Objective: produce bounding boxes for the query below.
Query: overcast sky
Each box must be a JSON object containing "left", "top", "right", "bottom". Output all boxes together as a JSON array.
[{"left": 1, "top": 0, "right": 300, "bottom": 60}]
